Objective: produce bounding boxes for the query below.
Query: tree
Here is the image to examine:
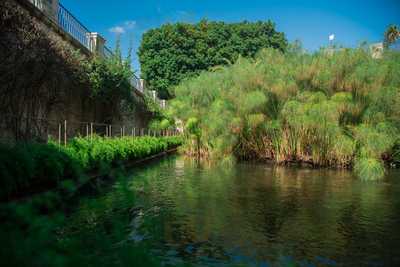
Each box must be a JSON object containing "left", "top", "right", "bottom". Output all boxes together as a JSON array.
[
  {"left": 138, "top": 20, "right": 288, "bottom": 99},
  {"left": 384, "top": 24, "right": 400, "bottom": 48}
]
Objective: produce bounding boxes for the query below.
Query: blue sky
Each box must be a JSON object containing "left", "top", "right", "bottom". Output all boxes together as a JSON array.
[{"left": 62, "top": 0, "right": 400, "bottom": 73}]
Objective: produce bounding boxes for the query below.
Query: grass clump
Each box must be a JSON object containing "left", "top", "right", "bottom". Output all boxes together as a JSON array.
[{"left": 168, "top": 46, "right": 400, "bottom": 180}]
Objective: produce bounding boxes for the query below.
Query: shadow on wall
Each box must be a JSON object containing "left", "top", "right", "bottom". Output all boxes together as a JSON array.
[{"left": 0, "top": 0, "right": 150, "bottom": 143}]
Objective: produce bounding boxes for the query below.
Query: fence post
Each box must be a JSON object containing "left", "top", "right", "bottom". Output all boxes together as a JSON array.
[
  {"left": 58, "top": 123, "right": 61, "bottom": 146},
  {"left": 123, "top": 126, "right": 125, "bottom": 137},
  {"left": 109, "top": 125, "right": 112, "bottom": 138},
  {"left": 90, "top": 123, "right": 93, "bottom": 141},
  {"left": 64, "top": 120, "right": 67, "bottom": 147},
  {"left": 106, "top": 125, "right": 108, "bottom": 137},
  {"left": 86, "top": 124, "right": 89, "bottom": 138}
]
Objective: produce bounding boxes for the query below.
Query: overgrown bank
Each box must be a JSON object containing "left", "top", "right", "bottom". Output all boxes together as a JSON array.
[
  {"left": 0, "top": 136, "right": 182, "bottom": 201},
  {"left": 167, "top": 46, "right": 400, "bottom": 180}
]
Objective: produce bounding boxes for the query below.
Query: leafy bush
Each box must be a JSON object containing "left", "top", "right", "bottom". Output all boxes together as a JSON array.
[
  {"left": 168, "top": 46, "right": 400, "bottom": 180},
  {"left": 0, "top": 143, "right": 82, "bottom": 200},
  {"left": 83, "top": 40, "right": 133, "bottom": 104},
  {"left": 0, "top": 136, "right": 182, "bottom": 200},
  {"left": 138, "top": 20, "right": 287, "bottom": 99}
]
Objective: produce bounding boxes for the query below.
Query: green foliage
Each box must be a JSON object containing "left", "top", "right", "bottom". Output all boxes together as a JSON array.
[
  {"left": 138, "top": 20, "right": 288, "bottom": 99},
  {"left": 0, "top": 136, "right": 182, "bottom": 200},
  {"left": 168, "top": 45, "right": 400, "bottom": 180},
  {"left": 354, "top": 157, "right": 385, "bottom": 181},
  {"left": 384, "top": 24, "right": 400, "bottom": 49},
  {"left": 0, "top": 143, "right": 81, "bottom": 200},
  {"left": 65, "top": 136, "right": 182, "bottom": 170},
  {"left": 83, "top": 42, "right": 134, "bottom": 104}
]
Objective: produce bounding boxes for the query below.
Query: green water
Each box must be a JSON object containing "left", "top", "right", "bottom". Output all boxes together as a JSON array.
[{"left": 68, "top": 156, "right": 400, "bottom": 266}]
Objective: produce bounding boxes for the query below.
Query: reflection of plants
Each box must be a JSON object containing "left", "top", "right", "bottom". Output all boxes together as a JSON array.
[
  {"left": 169, "top": 46, "right": 400, "bottom": 180},
  {"left": 0, "top": 171, "right": 182, "bottom": 267}
]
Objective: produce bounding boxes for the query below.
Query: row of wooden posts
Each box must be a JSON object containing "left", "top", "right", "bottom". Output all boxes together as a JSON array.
[{"left": 57, "top": 120, "right": 178, "bottom": 146}]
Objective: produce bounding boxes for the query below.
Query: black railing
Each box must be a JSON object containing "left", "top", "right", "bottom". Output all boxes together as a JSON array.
[{"left": 57, "top": 3, "right": 92, "bottom": 49}]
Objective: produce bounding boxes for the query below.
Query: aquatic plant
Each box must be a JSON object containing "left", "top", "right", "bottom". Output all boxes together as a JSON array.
[{"left": 168, "top": 46, "right": 400, "bottom": 180}]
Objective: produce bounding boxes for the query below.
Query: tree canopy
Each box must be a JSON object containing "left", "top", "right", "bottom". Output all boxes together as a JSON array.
[{"left": 138, "top": 20, "right": 288, "bottom": 99}]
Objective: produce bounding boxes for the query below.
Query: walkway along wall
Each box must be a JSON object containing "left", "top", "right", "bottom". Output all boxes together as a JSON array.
[{"left": 0, "top": 0, "right": 153, "bottom": 142}]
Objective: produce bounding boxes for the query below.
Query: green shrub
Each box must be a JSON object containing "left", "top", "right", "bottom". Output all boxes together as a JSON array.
[
  {"left": 0, "top": 136, "right": 182, "bottom": 200},
  {"left": 354, "top": 157, "right": 386, "bottom": 181}
]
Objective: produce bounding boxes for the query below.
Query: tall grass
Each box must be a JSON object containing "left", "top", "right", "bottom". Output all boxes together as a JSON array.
[{"left": 168, "top": 46, "right": 400, "bottom": 180}]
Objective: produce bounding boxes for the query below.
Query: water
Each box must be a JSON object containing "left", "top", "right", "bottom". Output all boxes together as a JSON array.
[{"left": 68, "top": 156, "right": 400, "bottom": 266}]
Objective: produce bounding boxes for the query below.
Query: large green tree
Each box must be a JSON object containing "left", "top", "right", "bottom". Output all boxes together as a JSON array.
[{"left": 138, "top": 20, "right": 287, "bottom": 99}]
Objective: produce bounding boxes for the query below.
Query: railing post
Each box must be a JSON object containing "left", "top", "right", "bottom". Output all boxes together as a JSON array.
[
  {"left": 151, "top": 90, "right": 157, "bottom": 101},
  {"left": 51, "top": 0, "right": 59, "bottom": 20},
  {"left": 89, "top": 32, "right": 106, "bottom": 56},
  {"left": 139, "top": 79, "right": 145, "bottom": 93}
]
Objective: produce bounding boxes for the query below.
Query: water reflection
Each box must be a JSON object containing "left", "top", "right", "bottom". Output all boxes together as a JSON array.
[{"left": 70, "top": 156, "right": 400, "bottom": 266}]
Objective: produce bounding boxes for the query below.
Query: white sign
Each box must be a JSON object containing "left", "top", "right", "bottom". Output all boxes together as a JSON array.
[{"left": 329, "top": 34, "right": 335, "bottom": 41}]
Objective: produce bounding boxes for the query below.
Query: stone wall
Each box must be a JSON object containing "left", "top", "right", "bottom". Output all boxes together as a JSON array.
[{"left": 0, "top": 0, "right": 150, "bottom": 143}]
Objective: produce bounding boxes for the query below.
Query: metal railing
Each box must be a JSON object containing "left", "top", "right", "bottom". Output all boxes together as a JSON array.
[
  {"left": 130, "top": 75, "right": 145, "bottom": 94},
  {"left": 57, "top": 3, "right": 92, "bottom": 50},
  {"left": 25, "top": 0, "right": 166, "bottom": 109},
  {"left": 28, "top": 0, "right": 53, "bottom": 16},
  {"left": 104, "top": 46, "right": 113, "bottom": 58}
]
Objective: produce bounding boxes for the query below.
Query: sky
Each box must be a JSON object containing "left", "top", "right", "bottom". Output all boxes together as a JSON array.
[{"left": 62, "top": 0, "right": 400, "bottom": 74}]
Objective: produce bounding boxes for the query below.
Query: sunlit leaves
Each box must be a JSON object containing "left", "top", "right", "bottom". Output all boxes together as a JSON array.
[
  {"left": 139, "top": 20, "right": 288, "bottom": 98},
  {"left": 354, "top": 157, "right": 385, "bottom": 181},
  {"left": 168, "top": 45, "right": 400, "bottom": 179}
]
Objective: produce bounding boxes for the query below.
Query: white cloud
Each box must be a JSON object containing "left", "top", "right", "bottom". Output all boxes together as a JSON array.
[
  {"left": 109, "top": 20, "right": 137, "bottom": 35},
  {"left": 109, "top": 26, "right": 125, "bottom": 34}
]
